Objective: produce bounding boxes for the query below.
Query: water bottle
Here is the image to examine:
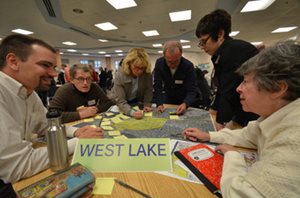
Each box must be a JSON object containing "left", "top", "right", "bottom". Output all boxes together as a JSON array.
[{"left": 46, "top": 109, "right": 68, "bottom": 171}]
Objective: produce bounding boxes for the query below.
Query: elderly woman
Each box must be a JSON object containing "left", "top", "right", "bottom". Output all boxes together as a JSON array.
[
  {"left": 182, "top": 40, "right": 300, "bottom": 197},
  {"left": 109, "top": 48, "right": 153, "bottom": 119}
]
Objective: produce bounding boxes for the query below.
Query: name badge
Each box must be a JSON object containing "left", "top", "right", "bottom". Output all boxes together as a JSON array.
[
  {"left": 175, "top": 80, "right": 183, "bottom": 84},
  {"left": 88, "top": 99, "right": 96, "bottom": 106}
]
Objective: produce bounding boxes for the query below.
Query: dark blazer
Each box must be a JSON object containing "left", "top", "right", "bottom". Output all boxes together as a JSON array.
[
  {"left": 211, "top": 38, "right": 259, "bottom": 126},
  {"left": 153, "top": 56, "right": 198, "bottom": 106}
]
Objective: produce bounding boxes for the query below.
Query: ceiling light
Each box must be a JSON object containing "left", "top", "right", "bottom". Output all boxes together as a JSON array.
[
  {"left": 152, "top": 44, "right": 162, "bottom": 47},
  {"left": 62, "top": 41, "right": 77, "bottom": 46},
  {"left": 272, "top": 26, "right": 297, "bottom": 33},
  {"left": 115, "top": 50, "right": 123, "bottom": 53},
  {"left": 117, "top": 54, "right": 124, "bottom": 56},
  {"left": 288, "top": 34, "right": 298, "bottom": 40},
  {"left": 98, "top": 51, "right": 106, "bottom": 54},
  {"left": 142, "top": 30, "right": 159, "bottom": 37},
  {"left": 105, "top": 54, "right": 111, "bottom": 57},
  {"left": 67, "top": 49, "right": 77, "bottom": 52},
  {"left": 95, "top": 22, "right": 118, "bottom": 31},
  {"left": 229, "top": 31, "right": 240, "bottom": 36},
  {"left": 158, "top": 50, "right": 163, "bottom": 54},
  {"left": 11, "top": 29, "right": 33, "bottom": 35},
  {"left": 59, "top": 52, "right": 64, "bottom": 55},
  {"left": 182, "top": 45, "right": 191, "bottom": 49},
  {"left": 98, "top": 39, "right": 109, "bottom": 42},
  {"left": 82, "top": 53, "right": 89, "bottom": 56},
  {"left": 169, "top": 10, "right": 191, "bottom": 22},
  {"left": 251, "top": 42, "right": 263, "bottom": 45},
  {"left": 241, "top": 0, "right": 275, "bottom": 12},
  {"left": 106, "top": 0, "right": 137, "bottom": 10},
  {"left": 180, "top": 40, "right": 190, "bottom": 43}
]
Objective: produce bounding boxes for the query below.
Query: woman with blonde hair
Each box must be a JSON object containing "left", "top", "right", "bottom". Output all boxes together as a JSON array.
[{"left": 109, "top": 48, "right": 153, "bottom": 119}]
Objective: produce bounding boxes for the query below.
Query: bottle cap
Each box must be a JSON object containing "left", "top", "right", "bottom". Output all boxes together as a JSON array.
[{"left": 46, "top": 108, "right": 62, "bottom": 118}]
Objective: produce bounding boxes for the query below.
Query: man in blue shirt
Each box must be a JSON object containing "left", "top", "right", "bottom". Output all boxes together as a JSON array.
[{"left": 153, "top": 40, "right": 198, "bottom": 114}]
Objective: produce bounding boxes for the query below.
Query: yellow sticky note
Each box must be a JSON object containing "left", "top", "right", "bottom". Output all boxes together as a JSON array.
[
  {"left": 144, "top": 112, "right": 152, "bottom": 117},
  {"left": 94, "top": 115, "right": 102, "bottom": 119},
  {"left": 92, "top": 177, "right": 115, "bottom": 195},
  {"left": 113, "top": 135, "right": 128, "bottom": 139},
  {"left": 83, "top": 118, "right": 94, "bottom": 122},
  {"left": 119, "top": 114, "right": 130, "bottom": 120},
  {"left": 90, "top": 125, "right": 97, "bottom": 128},
  {"left": 170, "top": 115, "right": 179, "bottom": 120},
  {"left": 111, "top": 117, "right": 123, "bottom": 124},
  {"left": 108, "top": 130, "right": 121, "bottom": 136},
  {"left": 102, "top": 126, "right": 114, "bottom": 130},
  {"left": 105, "top": 112, "right": 114, "bottom": 117},
  {"left": 103, "top": 118, "right": 111, "bottom": 122},
  {"left": 101, "top": 121, "right": 111, "bottom": 126}
]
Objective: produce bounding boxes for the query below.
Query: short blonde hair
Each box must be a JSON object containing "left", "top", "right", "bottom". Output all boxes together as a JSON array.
[{"left": 122, "top": 48, "right": 151, "bottom": 75}]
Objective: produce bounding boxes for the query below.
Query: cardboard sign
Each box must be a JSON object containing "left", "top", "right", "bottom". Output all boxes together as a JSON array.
[{"left": 72, "top": 138, "right": 172, "bottom": 172}]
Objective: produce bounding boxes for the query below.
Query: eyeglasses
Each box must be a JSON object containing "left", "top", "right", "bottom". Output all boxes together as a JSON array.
[
  {"left": 198, "top": 35, "right": 211, "bottom": 47},
  {"left": 74, "top": 77, "right": 92, "bottom": 83}
]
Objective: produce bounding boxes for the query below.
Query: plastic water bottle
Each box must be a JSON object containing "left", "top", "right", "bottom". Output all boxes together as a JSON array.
[{"left": 46, "top": 109, "right": 68, "bottom": 171}]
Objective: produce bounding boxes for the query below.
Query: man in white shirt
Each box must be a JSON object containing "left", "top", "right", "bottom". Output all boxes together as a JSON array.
[{"left": 0, "top": 34, "right": 103, "bottom": 196}]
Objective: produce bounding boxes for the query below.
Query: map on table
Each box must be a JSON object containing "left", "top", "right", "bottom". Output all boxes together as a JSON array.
[{"left": 72, "top": 107, "right": 215, "bottom": 140}]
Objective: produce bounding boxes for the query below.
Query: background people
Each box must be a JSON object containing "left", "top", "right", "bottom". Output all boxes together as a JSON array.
[
  {"left": 153, "top": 40, "right": 198, "bottom": 115},
  {"left": 108, "top": 48, "right": 153, "bottom": 119},
  {"left": 49, "top": 64, "right": 114, "bottom": 123},
  {"left": 196, "top": 9, "right": 259, "bottom": 130},
  {"left": 182, "top": 40, "right": 300, "bottom": 197}
]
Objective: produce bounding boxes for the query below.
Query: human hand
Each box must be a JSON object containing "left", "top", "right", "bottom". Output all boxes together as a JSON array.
[
  {"left": 176, "top": 103, "right": 187, "bottom": 115},
  {"left": 215, "top": 144, "right": 238, "bottom": 154},
  {"left": 215, "top": 122, "right": 225, "bottom": 131},
  {"left": 133, "top": 110, "right": 143, "bottom": 119},
  {"left": 182, "top": 128, "right": 210, "bottom": 142},
  {"left": 143, "top": 106, "right": 152, "bottom": 112},
  {"left": 78, "top": 106, "right": 98, "bottom": 119},
  {"left": 74, "top": 125, "right": 103, "bottom": 138},
  {"left": 157, "top": 105, "right": 165, "bottom": 113}
]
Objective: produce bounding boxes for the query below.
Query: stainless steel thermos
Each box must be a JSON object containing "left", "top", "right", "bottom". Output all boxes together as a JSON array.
[{"left": 46, "top": 109, "right": 68, "bottom": 171}]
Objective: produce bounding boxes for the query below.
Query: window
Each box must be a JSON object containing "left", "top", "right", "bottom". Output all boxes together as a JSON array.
[
  {"left": 94, "top": 60, "right": 101, "bottom": 70},
  {"left": 80, "top": 60, "right": 88, "bottom": 64}
]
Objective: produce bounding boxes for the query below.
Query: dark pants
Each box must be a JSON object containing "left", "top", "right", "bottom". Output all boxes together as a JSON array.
[{"left": 0, "top": 179, "right": 17, "bottom": 198}]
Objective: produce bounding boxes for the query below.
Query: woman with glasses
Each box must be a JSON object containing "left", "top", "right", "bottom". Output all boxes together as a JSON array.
[
  {"left": 108, "top": 48, "right": 153, "bottom": 119},
  {"left": 49, "top": 64, "right": 114, "bottom": 123},
  {"left": 196, "top": 9, "right": 259, "bottom": 130}
]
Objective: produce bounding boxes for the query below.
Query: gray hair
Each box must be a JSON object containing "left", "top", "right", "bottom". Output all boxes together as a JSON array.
[
  {"left": 70, "top": 64, "right": 91, "bottom": 79},
  {"left": 163, "top": 40, "right": 183, "bottom": 55},
  {"left": 237, "top": 40, "right": 300, "bottom": 101}
]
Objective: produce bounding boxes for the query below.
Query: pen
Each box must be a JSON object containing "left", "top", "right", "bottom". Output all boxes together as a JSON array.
[{"left": 115, "top": 179, "right": 152, "bottom": 198}]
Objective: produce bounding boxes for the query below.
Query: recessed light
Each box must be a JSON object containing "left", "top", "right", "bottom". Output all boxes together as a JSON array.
[
  {"left": 82, "top": 53, "right": 89, "bottom": 56},
  {"left": 98, "top": 39, "right": 109, "bottom": 42},
  {"left": 115, "top": 50, "right": 123, "bottom": 53},
  {"left": 95, "top": 22, "right": 118, "bottom": 31},
  {"left": 12, "top": 29, "right": 33, "bottom": 35},
  {"left": 182, "top": 45, "right": 191, "bottom": 49},
  {"left": 169, "top": 10, "right": 191, "bottom": 22},
  {"left": 229, "top": 31, "right": 240, "bottom": 36},
  {"left": 158, "top": 50, "right": 163, "bottom": 54},
  {"left": 67, "top": 49, "right": 77, "bottom": 52},
  {"left": 98, "top": 51, "right": 106, "bottom": 54},
  {"left": 241, "top": 0, "right": 275, "bottom": 12},
  {"left": 105, "top": 54, "right": 111, "bottom": 57},
  {"left": 106, "top": 0, "right": 137, "bottom": 10},
  {"left": 180, "top": 40, "right": 190, "bottom": 43},
  {"left": 251, "top": 42, "right": 263, "bottom": 45},
  {"left": 62, "top": 41, "right": 77, "bottom": 46},
  {"left": 152, "top": 44, "right": 162, "bottom": 47},
  {"left": 272, "top": 26, "right": 298, "bottom": 33},
  {"left": 142, "top": 30, "right": 159, "bottom": 37}
]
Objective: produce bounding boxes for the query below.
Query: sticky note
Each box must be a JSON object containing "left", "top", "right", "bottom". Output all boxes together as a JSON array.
[
  {"left": 113, "top": 135, "right": 128, "bottom": 139},
  {"left": 83, "top": 118, "right": 94, "bottom": 122},
  {"left": 94, "top": 115, "right": 102, "bottom": 119},
  {"left": 111, "top": 117, "right": 123, "bottom": 124},
  {"left": 101, "top": 121, "right": 111, "bottom": 126},
  {"left": 144, "top": 112, "right": 152, "bottom": 117},
  {"left": 102, "top": 126, "right": 114, "bottom": 130},
  {"left": 108, "top": 130, "right": 121, "bottom": 136},
  {"left": 105, "top": 112, "right": 114, "bottom": 117},
  {"left": 92, "top": 177, "right": 115, "bottom": 195},
  {"left": 103, "top": 118, "right": 111, "bottom": 122},
  {"left": 119, "top": 114, "right": 130, "bottom": 120},
  {"left": 90, "top": 125, "right": 97, "bottom": 128},
  {"left": 170, "top": 115, "right": 179, "bottom": 120},
  {"left": 132, "top": 106, "right": 139, "bottom": 111}
]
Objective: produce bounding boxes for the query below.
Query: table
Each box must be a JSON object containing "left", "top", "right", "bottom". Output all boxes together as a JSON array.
[{"left": 13, "top": 105, "right": 217, "bottom": 197}]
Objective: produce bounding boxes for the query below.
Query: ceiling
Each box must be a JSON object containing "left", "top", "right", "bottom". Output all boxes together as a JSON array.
[{"left": 0, "top": 0, "right": 299, "bottom": 57}]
